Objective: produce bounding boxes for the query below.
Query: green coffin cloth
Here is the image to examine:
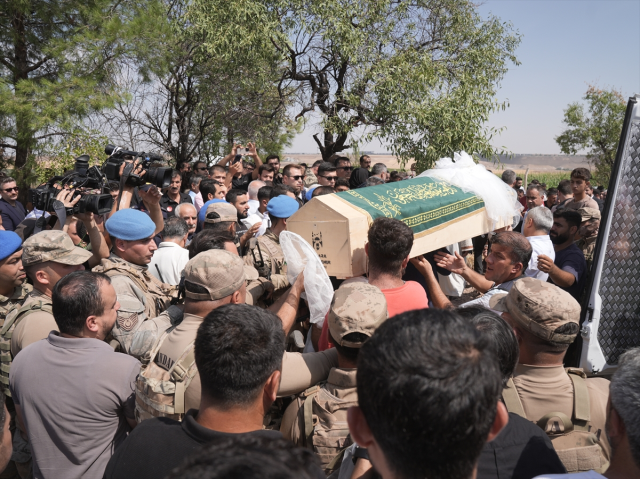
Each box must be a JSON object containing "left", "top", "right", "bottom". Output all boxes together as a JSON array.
[{"left": 335, "top": 177, "right": 485, "bottom": 236}]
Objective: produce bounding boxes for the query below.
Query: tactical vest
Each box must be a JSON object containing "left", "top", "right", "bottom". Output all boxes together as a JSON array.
[
  {"left": 257, "top": 233, "right": 286, "bottom": 279},
  {"left": 0, "top": 300, "right": 53, "bottom": 397},
  {"left": 298, "top": 383, "right": 357, "bottom": 474},
  {"left": 93, "top": 258, "right": 175, "bottom": 319},
  {"left": 134, "top": 332, "right": 198, "bottom": 423},
  {"left": 502, "top": 368, "right": 609, "bottom": 474},
  {"left": 0, "top": 283, "right": 32, "bottom": 328}
]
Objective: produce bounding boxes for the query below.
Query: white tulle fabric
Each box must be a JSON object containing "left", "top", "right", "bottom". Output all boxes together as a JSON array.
[
  {"left": 418, "top": 151, "right": 523, "bottom": 229},
  {"left": 279, "top": 231, "right": 333, "bottom": 325}
]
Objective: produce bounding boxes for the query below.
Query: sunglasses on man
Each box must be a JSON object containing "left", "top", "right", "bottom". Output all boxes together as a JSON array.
[
  {"left": 320, "top": 176, "right": 337, "bottom": 182},
  {"left": 336, "top": 166, "right": 353, "bottom": 171},
  {"left": 2, "top": 187, "right": 18, "bottom": 192},
  {"left": 286, "top": 175, "right": 304, "bottom": 181}
]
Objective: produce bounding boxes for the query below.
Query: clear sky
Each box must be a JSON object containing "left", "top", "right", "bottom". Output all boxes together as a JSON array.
[{"left": 286, "top": 0, "right": 640, "bottom": 155}]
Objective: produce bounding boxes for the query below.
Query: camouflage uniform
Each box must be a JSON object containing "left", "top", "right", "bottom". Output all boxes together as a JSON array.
[
  {"left": 576, "top": 235, "right": 597, "bottom": 272},
  {"left": 280, "top": 283, "right": 388, "bottom": 474},
  {"left": 575, "top": 207, "right": 601, "bottom": 274},
  {"left": 93, "top": 253, "right": 179, "bottom": 359},
  {"left": 0, "top": 283, "right": 31, "bottom": 328},
  {"left": 304, "top": 170, "right": 318, "bottom": 187},
  {"left": 490, "top": 278, "right": 611, "bottom": 474},
  {"left": 244, "top": 229, "right": 289, "bottom": 297}
]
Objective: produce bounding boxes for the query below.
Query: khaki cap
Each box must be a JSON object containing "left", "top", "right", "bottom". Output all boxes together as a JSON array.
[
  {"left": 22, "top": 230, "right": 93, "bottom": 267},
  {"left": 489, "top": 277, "right": 580, "bottom": 344},
  {"left": 204, "top": 202, "right": 237, "bottom": 223},
  {"left": 328, "top": 282, "right": 388, "bottom": 348},
  {"left": 183, "top": 250, "right": 246, "bottom": 301},
  {"left": 577, "top": 207, "right": 601, "bottom": 222}
]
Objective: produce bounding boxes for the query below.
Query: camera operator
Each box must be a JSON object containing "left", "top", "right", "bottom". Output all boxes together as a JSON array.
[{"left": 93, "top": 206, "right": 181, "bottom": 359}]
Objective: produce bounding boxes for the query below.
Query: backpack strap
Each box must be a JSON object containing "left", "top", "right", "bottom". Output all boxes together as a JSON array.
[
  {"left": 325, "top": 446, "right": 348, "bottom": 472},
  {"left": 566, "top": 368, "right": 591, "bottom": 428},
  {"left": 170, "top": 345, "right": 197, "bottom": 415},
  {"left": 303, "top": 385, "right": 322, "bottom": 448},
  {"left": 502, "top": 377, "right": 526, "bottom": 418}
]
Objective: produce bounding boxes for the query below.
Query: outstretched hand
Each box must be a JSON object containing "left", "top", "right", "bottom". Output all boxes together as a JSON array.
[
  {"left": 410, "top": 255, "right": 433, "bottom": 277},
  {"left": 434, "top": 251, "right": 467, "bottom": 275},
  {"left": 139, "top": 185, "right": 162, "bottom": 206}
]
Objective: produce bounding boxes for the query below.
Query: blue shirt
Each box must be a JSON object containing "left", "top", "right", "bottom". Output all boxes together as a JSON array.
[{"left": 551, "top": 242, "right": 587, "bottom": 300}]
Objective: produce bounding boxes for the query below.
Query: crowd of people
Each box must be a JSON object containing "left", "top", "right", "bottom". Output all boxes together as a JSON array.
[{"left": 0, "top": 146, "right": 635, "bottom": 479}]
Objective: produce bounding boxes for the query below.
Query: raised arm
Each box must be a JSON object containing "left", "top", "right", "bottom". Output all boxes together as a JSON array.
[
  {"left": 434, "top": 251, "right": 494, "bottom": 293},
  {"left": 410, "top": 255, "right": 453, "bottom": 309}
]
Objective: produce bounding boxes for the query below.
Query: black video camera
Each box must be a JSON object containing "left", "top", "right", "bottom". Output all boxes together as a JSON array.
[
  {"left": 103, "top": 144, "right": 172, "bottom": 188},
  {"left": 29, "top": 155, "right": 114, "bottom": 215}
]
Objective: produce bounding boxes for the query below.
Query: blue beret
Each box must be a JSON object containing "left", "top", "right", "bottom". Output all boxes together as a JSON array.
[
  {"left": 105, "top": 209, "right": 156, "bottom": 241},
  {"left": 305, "top": 185, "right": 319, "bottom": 201},
  {"left": 198, "top": 199, "right": 227, "bottom": 223},
  {"left": 267, "top": 195, "right": 299, "bottom": 219},
  {"left": 0, "top": 231, "right": 22, "bottom": 261}
]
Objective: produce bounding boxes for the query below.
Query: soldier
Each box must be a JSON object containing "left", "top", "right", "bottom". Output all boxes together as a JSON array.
[
  {"left": 244, "top": 195, "right": 299, "bottom": 301},
  {"left": 136, "top": 249, "right": 335, "bottom": 423},
  {"left": 93, "top": 208, "right": 180, "bottom": 358},
  {"left": 489, "top": 277, "right": 610, "bottom": 474},
  {"left": 575, "top": 207, "right": 600, "bottom": 273},
  {"left": 280, "top": 282, "right": 388, "bottom": 474},
  {"left": 0, "top": 231, "right": 30, "bottom": 328}
]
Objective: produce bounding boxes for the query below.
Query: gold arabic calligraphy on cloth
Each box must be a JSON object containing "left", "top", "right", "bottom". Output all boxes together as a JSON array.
[{"left": 336, "top": 178, "right": 485, "bottom": 235}]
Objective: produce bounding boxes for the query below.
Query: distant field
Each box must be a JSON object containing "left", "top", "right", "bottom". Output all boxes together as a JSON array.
[{"left": 493, "top": 170, "right": 572, "bottom": 187}]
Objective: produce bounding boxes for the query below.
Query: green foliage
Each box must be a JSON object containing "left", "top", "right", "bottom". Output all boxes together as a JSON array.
[
  {"left": 191, "top": 0, "right": 521, "bottom": 166},
  {"left": 27, "top": 131, "right": 109, "bottom": 186},
  {"left": 556, "top": 86, "right": 626, "bottom": 187}
]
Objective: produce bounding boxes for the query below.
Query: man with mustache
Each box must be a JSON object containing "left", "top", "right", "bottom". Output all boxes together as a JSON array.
[{"left": 537, "top": 209, "right": 587, "bottom": 301}]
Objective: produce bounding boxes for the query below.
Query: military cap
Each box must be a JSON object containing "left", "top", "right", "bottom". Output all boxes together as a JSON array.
[
  {"left": 183, "top": 250, "right": 245, "bottom": 301},
  {"left": 198, "top": 199, "right": 225, "bottom": 223},
  {"left": 328, "top": 282, "right": 388, "bottom": 348},
  {"left": 489, "top": 277, "right": 580, "bottom": 344},
  {"left": 267, "top": 195, "right": 299, "bottom": 219},
  {"left": 22, "top": 230, "right": 92, "bottom": 267},
  {"left": 0, "top": 231, "right": 22, "bottom": 261},
  {"left": 105, "top": 208, "right": 156, "bottom": 241},
  {"left": 204, "top": 202, "right": 237, "bottom": 224},
  {"left": 577, "top": 207, "right": 601, "bottom": 222}
]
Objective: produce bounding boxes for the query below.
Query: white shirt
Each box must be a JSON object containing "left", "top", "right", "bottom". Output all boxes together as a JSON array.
[
  {"left": 460, "top": 276, "right": 520, "bottom": 313},
  {"left": 242, "top": 211, "right": 270, "bottom": 237},
  {"left": 534, "top": 471, "right": 605, "bottom": 479},
  {"left": 247, "top": 199, "right": 260, "bottom": 216},
  {"left": 526, "top": 235, "right": 555, "bottom": 281},
  {"left": 148, "top": 241, "right": 190, "bottom": 285}
]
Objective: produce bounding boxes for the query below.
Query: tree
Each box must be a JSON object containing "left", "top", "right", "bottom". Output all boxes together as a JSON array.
[
  {"left": 191, "top": 0, "right": 520, "bottom": 166},
  {"left": 95, "top": 0, "right": 297, "bottom": 165},
  {"left": 556, "top": 86, "right": 626, "bottom": 186},
  {"left": 0, "top": 0, "right": 145, "bottom": 196}
]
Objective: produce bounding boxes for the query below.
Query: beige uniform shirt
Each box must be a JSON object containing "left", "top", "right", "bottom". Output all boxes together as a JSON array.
[
  {"left": 563, "top": 197, "right": 600, "bottom": 211},
  {"left": 11, "top": 289, "right": 58, "bottom": 357},
  {"left": 153, "top": 311, "right": 339, "bottom": 411},
  {"left": 512, "top": 364, "right": 611, "bottom": 460},
  {"left": 280, "top": 367, "right": 357, "bottom": 445}
]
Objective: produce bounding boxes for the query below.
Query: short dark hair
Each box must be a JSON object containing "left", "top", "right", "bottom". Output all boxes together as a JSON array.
[
  {"left": 491, "top": 231, "right": 532, "bottom": 272},
  {"left": 335, "top": 178, "right": 349, "bottom": 189},
  {"left": 317, "top": 162, "right": 336, "bottom": 176},
  {"left": 515, "top": 176, "right": 522, "bottom": 182},
  {"left": 282, "top": 164, "right": 302, "bottom": 177},
  {"left": 367, "top": 218, "right": 413, "bottom": 275},
  {"left": 269, "top": 184, "right": 295, "bottom": 199},
  {"left": 312, "top": 186, "right": 334, "bottom": 197},
  {"left": 165, "top": 435, "right": 324, "bottom": 479},
  {"left": 456, "top": 307, "right": 519, "bottom": 387},
  {"left": 225, "top": 188, "right": 247, "bottom": 204},
  {"left": 259, "top": 164, "right": 275, "bottom": 175},
  {"left": 162, "top": 216, "right": 189, "bottom": 240},
  {"left": 553, "top": 209, "right": 582, "bottom": 229},
  {"left": 357, "top": 309, "right": 502, "bottom": 479},
  {"left": 52, "top": 271, "right": 111, "bottom": 336},
  {"left": 188, "top": 229, "right": 236, "bottom": 259},
  {"left": 199, "top": 179, "right": 217, "bottom": 200},
  {"left": 547, "top": 187, "right": 558, "bottom": 196},
  {"left": 571, "top": 167, "right": 591, "bottom": 182},
  {"left": 527, "top": 184, "right": 546, "bottom": 198},
  {"left": 195, "top": 304, "right": 285, "bottom": 407},
  {"left": 359, "top": 155, "right": 370, "bottom": 163},
  {"left": 557, "top": 179, "right": 572, "bottom": 195},
  {"left": 312, "top": 160, "right": 323, "bottom": 167},
  {"left": 329, "top": 332, "right": 366, "bottom": 362},
  {"left": 335, "top": 157, "right": 351, "bottom": 167},
  {"left": 210, "top": 165, "right": 226, "bottom": 175},
  {"left": 257, "top": 186, "right": 273, "bottom": 202},
  {"left": 265, "top": 155, "right": 280, "bottom": 163},
  {"left": 170, "top": 169, "right": 181, "bottom": 180}
]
